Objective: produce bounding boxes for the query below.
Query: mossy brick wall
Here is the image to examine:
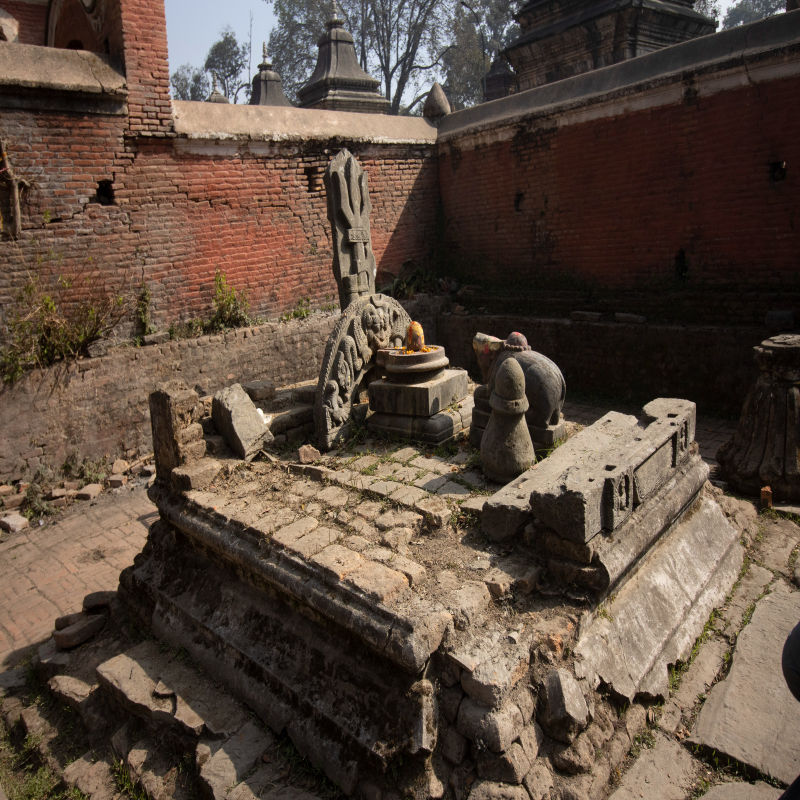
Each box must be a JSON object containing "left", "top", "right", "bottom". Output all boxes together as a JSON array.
[
  {"left": 437, "top": 73, "right": 800, "bottom": 302},
  {"left": 0, "top": 313, "right": 338, "bottom": 482}
]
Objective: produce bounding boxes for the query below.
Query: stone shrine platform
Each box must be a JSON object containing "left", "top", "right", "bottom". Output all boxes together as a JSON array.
[{"left": 0, "top": 398, "right": 798, "bottom": 800}]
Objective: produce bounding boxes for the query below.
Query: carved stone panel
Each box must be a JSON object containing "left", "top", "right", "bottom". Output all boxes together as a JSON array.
[{"left": 314, "top": 294, "right": 410, "bottom": 450}]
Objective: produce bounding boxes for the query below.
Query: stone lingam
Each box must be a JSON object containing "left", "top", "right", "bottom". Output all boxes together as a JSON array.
[{"left": 367, "top": 320, "right": 472, "bottom": 444}]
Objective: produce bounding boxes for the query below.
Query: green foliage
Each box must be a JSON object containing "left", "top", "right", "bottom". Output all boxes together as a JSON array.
[
  {"left": 23, "top": 466, "right": 57, "bottom": 520},
  {"left": 379, "top": 265, "right": 438, "bottom": 299},
  {"left": 206, "top": 270, "right": 252, "bottom": 332},
  {"left": 111, "top": 759, "right": 148, "bottom": 800},
  {"left": 267, "top": 0, "right": 515, "bottom": 112},
  {"left": 442, "top": 0, "right": 519, "bottom": 108},
  {"left": 62, "top": 454, "right": 108, "bottom": 485},
  {"left": 694, "top": 0, "right": 721, "bottom": 25},
  {"left": 135, "top": 283, "right": 154, "bottom": 337},
  {"left": 0, "top": 271, "right": 129, "bottom": 384},
  {"left": 280, "top": 297, "right": 312, "bottom": 322},
  {"left": 722, "top": 0, "right": 783, "bottom": 27},
  {"left": 204, "top": 27, "right": 250, "bottom": 103},
  {"left": 170, "top": 63, "right": 210, "bottom": 100}
]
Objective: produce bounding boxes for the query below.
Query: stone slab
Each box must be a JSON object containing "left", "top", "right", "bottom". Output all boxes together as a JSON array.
[
  {"left": 528, "top": 399, "right": 695, "bottom": 543},
  {"left": 607, "top": 731, "right": 698, "bottom": 800},
  {"left": 575, "top": 495, "right": 742, "bottom": 700},
  {"left": 368, "top": 369, "right": 468, "bottom": 416},
  {"left": 212, "top": 383, "right": 273, "bottom": 460},
  {"left": 690, "top": 581, "right": 800, "bottom": 785},
  {"left": 367, "top": 400, "right": 470, "bottom": 445},
  {"left": 701, "top": 782, "right": 783, "bottom": 800}
]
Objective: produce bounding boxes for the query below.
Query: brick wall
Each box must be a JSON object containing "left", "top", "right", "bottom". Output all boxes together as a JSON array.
[
  {"left": 0, "top": 110, "right": 438, "bottom": 330},
  {"left": 436, "top": 19, "right": 800, "bottom": 321},
  {"left": 0, "top": 313, "right": 338, "bottom": 482}
]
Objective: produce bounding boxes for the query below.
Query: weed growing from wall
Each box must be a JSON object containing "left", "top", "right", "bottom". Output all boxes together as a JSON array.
[
  {"left": 206, "top": 270, "right": 252, "bottom": 332},
  {"left": 0, "top": 270, "right": 130, "bottom": 383}
]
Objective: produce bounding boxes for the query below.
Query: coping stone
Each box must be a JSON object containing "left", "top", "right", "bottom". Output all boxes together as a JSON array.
[
  {"left": 212, "top": 383, "right": 273, "bottom": 460},
  {"left": 575, "top": 495, "right": 742, "bottom": 701}
]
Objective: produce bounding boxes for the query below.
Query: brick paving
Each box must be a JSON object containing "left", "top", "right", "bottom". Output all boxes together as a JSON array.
[
  {"left": 0, "top": 401, "right": 736, "bottom": 671},
  {"left": 0, "top": 486, "right": 156, "bottom": 668}
]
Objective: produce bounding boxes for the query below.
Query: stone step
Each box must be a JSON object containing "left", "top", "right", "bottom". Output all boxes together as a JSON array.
[
  {"left": 574, "top": 491, "right": 743, "bottom": 701},
  {"left": 96, "top": 640, "right": 251, "bottom": 740}
]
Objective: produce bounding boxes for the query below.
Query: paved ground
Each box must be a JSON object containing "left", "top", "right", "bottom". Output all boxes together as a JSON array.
[{"left": 1, "top": 403, "right": 798, "bottom": 799}]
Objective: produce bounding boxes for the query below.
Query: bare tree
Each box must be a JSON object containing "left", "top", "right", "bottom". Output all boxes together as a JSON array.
[{"left": 267, "top": 0, "right": 489, "bottom": 113}]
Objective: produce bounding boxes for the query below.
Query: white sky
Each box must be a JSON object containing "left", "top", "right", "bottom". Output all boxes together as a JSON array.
[
  {"left": 164, "top": 0, "right": 277, "bottom": 76},
  {"left": 163, "top": 0, "right": 736, "bottom": 86}
]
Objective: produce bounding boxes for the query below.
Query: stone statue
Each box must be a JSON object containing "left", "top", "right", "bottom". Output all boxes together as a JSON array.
[
  {"left": 324, "top": 149, "right": 377, "bottom": 310},
  {"left": 471, "top": 332, "right": 566, "bottom": 450},
  {"left": 481, "top": 356, "right": 535, "bottom": 483}
]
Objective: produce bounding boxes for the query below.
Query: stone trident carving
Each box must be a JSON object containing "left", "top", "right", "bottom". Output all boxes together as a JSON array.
[{"left": 324, "top": 148, "right": 377, "bottom": 310}]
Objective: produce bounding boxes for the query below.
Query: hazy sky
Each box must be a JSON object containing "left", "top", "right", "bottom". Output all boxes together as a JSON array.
[{"left": 164, "top": 0, "right": 277, "bottom": 75}]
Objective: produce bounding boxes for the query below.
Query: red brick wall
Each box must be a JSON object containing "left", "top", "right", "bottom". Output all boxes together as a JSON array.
[
  {"left": 0, "top": 108, "right": 438, "bottom": 327},
  {"left": 117, "top": 0, "right": 172, "bottom": 135},
  {"left": 438, "top": 74, "right": 800, "bottom": 296},
  {"left": 0, "top": 0, "right": 47, "bottom": 44}
]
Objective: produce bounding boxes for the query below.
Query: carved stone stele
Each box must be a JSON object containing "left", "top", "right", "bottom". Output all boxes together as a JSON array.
[
  {"left": 325, "top": 149, "right": 377, "bottom": 311},
  {"left": 314, "top": 294, "right": 410, "bottom": 450}
]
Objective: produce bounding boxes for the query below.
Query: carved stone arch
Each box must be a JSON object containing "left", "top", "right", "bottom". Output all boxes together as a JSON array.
[{"left": 315, "top": 294, "right": 410, "bottom": 450}]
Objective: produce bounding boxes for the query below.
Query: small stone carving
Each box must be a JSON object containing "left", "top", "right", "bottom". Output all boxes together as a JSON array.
[
  {"left": 481, "top": 356, "right": 535, "bottom": 483},
  {"left": 717, "top": 333, "right": 800, "bottom": 500},
  {"left": 314, "top": 294, "right": 410, "bottom": 449},
  {"left": 325, "top": 149, "right": 377, "bottom": 311}
]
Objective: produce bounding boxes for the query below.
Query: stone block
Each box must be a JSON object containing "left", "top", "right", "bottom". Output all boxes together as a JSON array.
[
  {"left": 537, "top": 668, "right": 589, "bottom": 744},
  {"left": 212, "top": 383, "right": 273, "bottom": 460},
  {"left": 467, "top": 780, "right": 529, "bottom": 800},
  {"left": 53, "top": 613, "right": 106, "bottom": 649},
  {"left": 0, "top": 512, "right": 28, "bottom": 532},
  {"left": 457, "top": 697, "right": 524, "bottom": 753},
  {"left": 149, "top": 381, "right": 202, "bottom": 475},
  {"left": 242, "top": 379, "right": 275, "bottom": 402},
  {"left": 76, "top": 483, "right": 103, "bottom": 500},
  {"left": 368, "top": 369, "right": 468, "bottom": 416},
  {"left": 525, "top": 400, "right": 695, "bottom": 542},
  {"left": 345, "top": 560, "right": 409, "bottom": 603},
  {"left": 476, "top": 741, "right": 531, "bottom": 784},
  {"left": 171, "top": 459, "right": 221, "bottom": 491}
]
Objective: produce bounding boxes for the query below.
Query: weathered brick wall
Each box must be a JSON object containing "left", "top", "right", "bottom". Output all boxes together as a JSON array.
[
  {"left": 438, "top": 312, "right": 763, "bottom": 418},
  {"left": 117, "top": 0, "right": 172, "bottom": 136},
  {"left": 0, "top": 111, "right": 438, "bottom": 329},
  {"left": 0, "top": 313, "right": 338, "bottom": 482},
  {"left": 437, "top": 19, "right": 800, "bottom": 319}
]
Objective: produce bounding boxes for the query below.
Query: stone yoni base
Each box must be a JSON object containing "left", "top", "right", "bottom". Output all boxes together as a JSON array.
[
  {"left": 368, "top": 395, "right": 473, "bottom": 445},
  {"left": 369, "top": 368, "right": 468, "bottom": 417}
]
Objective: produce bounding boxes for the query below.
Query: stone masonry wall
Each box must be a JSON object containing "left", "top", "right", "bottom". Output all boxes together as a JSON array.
[
  {"left": 438, "top": 312, "right": 764, "bottom": 419},
  {"left": 0, "top": 313, "right": 337, "bottom": 482}
]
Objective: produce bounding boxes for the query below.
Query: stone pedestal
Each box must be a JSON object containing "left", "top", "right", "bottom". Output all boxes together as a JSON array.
[
  {"left": 368, "top": 368, "right": 471, "bottom": 444},
  {"left": 717, "top": 333, "right": 800, "bottom": 501}
]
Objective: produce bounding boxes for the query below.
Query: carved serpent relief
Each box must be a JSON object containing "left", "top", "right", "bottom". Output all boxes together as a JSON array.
[{"left": 315, "top": 295, "right": 410, "bottom": 449}]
